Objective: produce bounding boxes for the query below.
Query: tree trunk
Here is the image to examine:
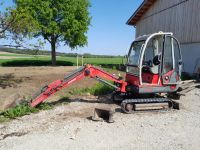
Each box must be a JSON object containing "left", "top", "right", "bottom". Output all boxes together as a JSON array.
[{"left": 51, "top": 40, "right": 56, "bottom": 66}]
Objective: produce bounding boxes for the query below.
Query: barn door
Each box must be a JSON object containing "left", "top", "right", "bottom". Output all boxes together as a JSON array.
[{"left": 162, "top": 35, "right": 182, "bottom": 84}]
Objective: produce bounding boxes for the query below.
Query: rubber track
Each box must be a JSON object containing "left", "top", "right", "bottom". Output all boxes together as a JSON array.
[{"left": 121, "top": 98, "right": 172, "bottom": 114}]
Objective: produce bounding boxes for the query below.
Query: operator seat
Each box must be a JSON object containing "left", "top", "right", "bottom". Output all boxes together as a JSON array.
[
  {"left": 150, "top": 54, "right": 161, "bottom": 74},
  {"left": 150, "top": 65, "right": 159, "bottom": 74}
]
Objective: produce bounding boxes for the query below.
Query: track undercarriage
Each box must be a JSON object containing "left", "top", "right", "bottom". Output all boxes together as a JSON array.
[
  {"left": 121, "top": 98, "right": 179, "bottom": 113},
  {"left": 112, "top": 91, "right": 179, "bottom": 113}
]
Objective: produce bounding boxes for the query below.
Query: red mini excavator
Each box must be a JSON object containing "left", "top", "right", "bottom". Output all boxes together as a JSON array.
[{"left": 30, "top": 32, "right": 182, "bottom": 113}]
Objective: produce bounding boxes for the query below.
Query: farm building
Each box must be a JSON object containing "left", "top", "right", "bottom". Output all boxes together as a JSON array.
[{"left": 127, "top": 0, "right": 200, "bottom": 74}]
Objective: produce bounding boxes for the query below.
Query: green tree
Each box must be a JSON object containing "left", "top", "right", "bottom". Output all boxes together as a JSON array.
[
  {"left": 0, "top": 1, "right": 46, "bottom": 50},
  {"left": 13, "top": 0, "right": 91, "bottom": 65},
  {"left": 0, "top": 2, "right": 14, "bottom": 38}
]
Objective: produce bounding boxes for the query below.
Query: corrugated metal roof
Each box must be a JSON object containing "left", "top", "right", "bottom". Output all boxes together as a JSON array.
[{"left": 127, "top": 0, "right": 157, "bottom": 26}]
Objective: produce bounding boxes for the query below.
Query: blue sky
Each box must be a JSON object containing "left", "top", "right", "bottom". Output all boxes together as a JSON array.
[{"left": 0, "top": 0, "right": 143, "bottom": 56}]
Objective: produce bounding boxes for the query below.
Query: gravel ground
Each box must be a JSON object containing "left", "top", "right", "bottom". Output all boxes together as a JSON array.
[{"left": 0, "top": 86, "right": 200, "bottom": 150}]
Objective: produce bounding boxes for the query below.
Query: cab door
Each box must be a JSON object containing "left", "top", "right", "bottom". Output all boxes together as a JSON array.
[{"left": 162, "top": 35, "right": 182, "bottom": 84}]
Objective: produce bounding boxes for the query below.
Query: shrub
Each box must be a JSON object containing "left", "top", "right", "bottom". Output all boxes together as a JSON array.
[
  {"left": 1, "top": 60, "right": 74, "bottom": 66},
  {"left": 0, "top": 102, "right": 53, "bottom": 122},
  {"left": 2, "top": 103, "right": 39, "bottom": 119}
]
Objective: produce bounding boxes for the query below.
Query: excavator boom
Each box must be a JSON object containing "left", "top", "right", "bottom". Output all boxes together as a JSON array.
[{"left": 30, "top": 64, "right": 127, "bottom": 107}]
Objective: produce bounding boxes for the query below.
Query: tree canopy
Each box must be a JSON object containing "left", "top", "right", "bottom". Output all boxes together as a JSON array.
[{"left": 12, "top": 0, "right": 91, "bottom": 65}]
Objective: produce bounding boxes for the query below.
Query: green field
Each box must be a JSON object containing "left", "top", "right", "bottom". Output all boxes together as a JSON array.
[{"left": 0, "top": 54, "right": 125, "bottom": 67}]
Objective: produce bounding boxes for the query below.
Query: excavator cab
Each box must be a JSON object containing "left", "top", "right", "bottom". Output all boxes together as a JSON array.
[{"left": 126, "top": 32, "right": 182, "bottom": 94}]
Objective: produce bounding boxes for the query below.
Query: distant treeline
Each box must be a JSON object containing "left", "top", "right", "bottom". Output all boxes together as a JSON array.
[{"left": 0, "top": 47, "right": 124, "bottom": 58}]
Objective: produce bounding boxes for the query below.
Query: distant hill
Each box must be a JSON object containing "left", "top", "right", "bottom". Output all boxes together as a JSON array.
[{"left": 0, "top": 47, "right": 123, "bottom": 58}]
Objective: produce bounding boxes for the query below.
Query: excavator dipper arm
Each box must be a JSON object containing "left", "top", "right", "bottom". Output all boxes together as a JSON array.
[{"left": 30, "top": 64, "right": 127, "bottom": 107}]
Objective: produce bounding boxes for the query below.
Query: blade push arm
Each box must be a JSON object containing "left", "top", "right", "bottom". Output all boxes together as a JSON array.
[{"left": 30, "top": 64, "right": 127, "bottom": 107}]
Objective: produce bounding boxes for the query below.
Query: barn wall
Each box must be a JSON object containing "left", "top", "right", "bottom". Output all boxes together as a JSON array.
[
  {"left": 181, "top": 43, "right": 200, "bottom": 74},
  {"left": 135, "top": 0, "right": 200, "bottom": 44}
]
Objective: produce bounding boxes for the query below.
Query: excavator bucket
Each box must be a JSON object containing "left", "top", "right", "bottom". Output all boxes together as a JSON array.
[{"left": 92, "top": 108, "right": 115, "bottom": 123}]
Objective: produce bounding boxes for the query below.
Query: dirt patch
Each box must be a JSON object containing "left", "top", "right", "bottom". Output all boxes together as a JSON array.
[
  {"left": 0, "top": 66, "right": 121, "bottom": 110},
  {"left": 0, "top": 73, "right": 23, "bottom": 89},
  {"left": 0, "top": 52, "right": 16, "bottom": 55},
  {"left": 0, "top": 56, "right": 32, "bottom": 59},
  {"left": 0, "top": 67, "right": 81, "bottom": 109}
]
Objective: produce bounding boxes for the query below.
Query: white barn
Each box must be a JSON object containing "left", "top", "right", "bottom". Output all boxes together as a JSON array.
[{"left": 127, "top": 0, "right": 200, "bottom": 74}]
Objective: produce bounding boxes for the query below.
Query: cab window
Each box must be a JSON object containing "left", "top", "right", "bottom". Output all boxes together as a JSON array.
[{"left": 128, "top": 41, "right": 144, "bottom": 66}]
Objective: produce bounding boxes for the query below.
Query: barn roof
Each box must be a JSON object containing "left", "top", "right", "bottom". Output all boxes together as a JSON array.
[{"left": 127, "top": 0, "right": 157, "bottom": 26}]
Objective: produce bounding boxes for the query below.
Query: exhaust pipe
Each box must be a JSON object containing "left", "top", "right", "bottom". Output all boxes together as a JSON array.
[{"left": 92, "top": 108, "right": 115, "bottom": 123}]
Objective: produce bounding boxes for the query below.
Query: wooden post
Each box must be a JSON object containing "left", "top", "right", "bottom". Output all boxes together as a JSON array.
[
  {"left": 82, "top": 56, "right": 83, "bottom": 66},
  {"left": 77, "top": 54, "right": 79, "bottom": 69}
]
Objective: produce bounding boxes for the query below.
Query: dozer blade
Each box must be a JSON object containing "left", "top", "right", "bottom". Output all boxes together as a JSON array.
[{"left": 92, "top": 108, "right": 115, "bottom": 123}]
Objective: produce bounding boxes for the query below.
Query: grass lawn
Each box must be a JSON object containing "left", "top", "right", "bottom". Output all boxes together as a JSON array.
[{"left": 0, "top": 54, "right": 125, "bottom": 66}]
